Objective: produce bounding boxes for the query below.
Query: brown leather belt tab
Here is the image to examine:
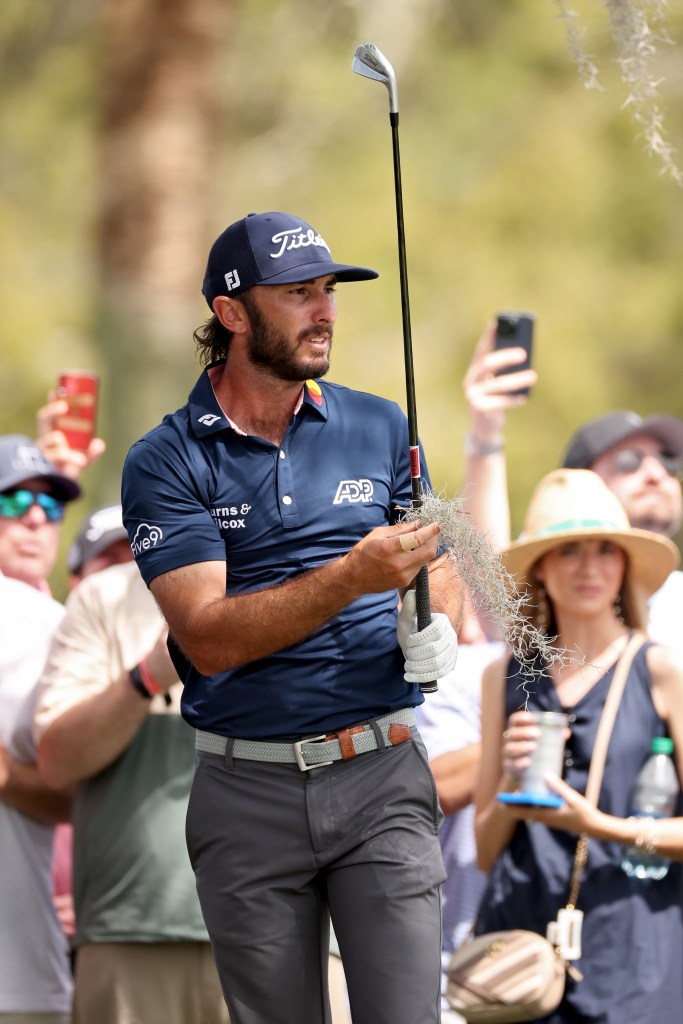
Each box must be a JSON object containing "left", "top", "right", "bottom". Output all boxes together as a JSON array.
[
  {"left": 388, "top": 723, "right": 411, "bottom": 746},
  {"left": 325, "top": 724, "right": 365, "bottom": 760}
]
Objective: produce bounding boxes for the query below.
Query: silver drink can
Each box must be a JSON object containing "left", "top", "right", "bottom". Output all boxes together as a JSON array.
[{"left": 521, "top": 711, "right": 569, "bottom": 797}]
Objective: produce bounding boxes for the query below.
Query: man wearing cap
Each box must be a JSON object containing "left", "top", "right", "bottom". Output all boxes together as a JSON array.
[
  {"left": 0, "top": 434, "right": 80, "bottom": 592},
  {"left": 561, "top": 411, "right": 683, "bottom": 646},
  {"left": 0, "top": 434, "right": 80, "bottom": 1020},
  {"left": 122, "top": 212, "right": 461, "bottom": 1024},
  {"left": 67, "top": 503, "right": 133, "bottom": 589}
]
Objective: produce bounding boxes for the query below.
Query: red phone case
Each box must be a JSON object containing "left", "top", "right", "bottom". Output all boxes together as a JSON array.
[{"left": 56, "top": 371, "right": 99, "bottom": 452}]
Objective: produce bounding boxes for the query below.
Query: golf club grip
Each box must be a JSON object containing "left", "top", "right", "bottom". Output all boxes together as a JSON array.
[{"left": 415, "top": 566, "right": 437, "bottom": 693}]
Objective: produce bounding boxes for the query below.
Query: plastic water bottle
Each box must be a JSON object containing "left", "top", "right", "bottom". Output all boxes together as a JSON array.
[{"left": 621, "top": 737, "right": 679, "bottom": 881}]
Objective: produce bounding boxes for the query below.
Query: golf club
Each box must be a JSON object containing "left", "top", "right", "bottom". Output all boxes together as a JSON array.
[{"left": 352, "top": 42, "right": 436, "bottom": 693}]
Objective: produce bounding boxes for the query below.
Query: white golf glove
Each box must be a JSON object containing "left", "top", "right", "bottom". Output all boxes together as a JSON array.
[{"left": 397, "top": 590, "right": 459, "bottom": 683}]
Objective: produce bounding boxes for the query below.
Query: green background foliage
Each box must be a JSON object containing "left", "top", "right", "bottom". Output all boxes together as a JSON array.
[{"left": 1, "top": 0, "right": 682, "bottom": 597}]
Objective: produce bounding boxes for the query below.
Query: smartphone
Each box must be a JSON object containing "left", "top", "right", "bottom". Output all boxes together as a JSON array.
[
  {"left": 55, "top": 370, "right": 99, "bottom": 452},
  {"left": 493, "top": 311, "right": 535, "bottom": 396}
]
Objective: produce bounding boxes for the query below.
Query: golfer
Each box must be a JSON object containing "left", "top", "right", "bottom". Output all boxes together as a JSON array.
[{"left": 122, "top": 211, "right": 461, "bottom": 1024}]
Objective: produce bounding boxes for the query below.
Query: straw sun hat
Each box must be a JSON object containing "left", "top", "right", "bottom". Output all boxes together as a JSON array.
[{"left": 503, "top": 469, "right": 679, "bottom": 597}]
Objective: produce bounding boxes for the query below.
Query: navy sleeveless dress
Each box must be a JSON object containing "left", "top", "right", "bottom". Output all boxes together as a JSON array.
[{"left": 475, "top": 642, "right": 683, "bottom": 1023}]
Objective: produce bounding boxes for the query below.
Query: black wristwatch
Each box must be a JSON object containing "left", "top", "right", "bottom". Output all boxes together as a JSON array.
[{"left": 129, "top": 664, "right": 153, "bottom": 700}]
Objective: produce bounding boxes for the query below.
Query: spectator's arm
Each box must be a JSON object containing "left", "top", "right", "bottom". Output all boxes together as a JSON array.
[
  {"left": 37, "top": 628, "right": 177, "bottom": 790},
  {"left": 474, "top": 655, "right": 519, "bottom": 873},
  {"left": 430, "top": 741, "right": 481, "bottom": 815},
  {"left": 460, "top": 320, "right": 536, "bottom": 551},
  {"left": 0, "top": 742, "right": 72, "bottom": 825}
]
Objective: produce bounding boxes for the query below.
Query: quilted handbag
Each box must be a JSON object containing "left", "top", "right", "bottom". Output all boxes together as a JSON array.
[{"left": 445, "top": 928, "right": 566, "bottom": 1023}]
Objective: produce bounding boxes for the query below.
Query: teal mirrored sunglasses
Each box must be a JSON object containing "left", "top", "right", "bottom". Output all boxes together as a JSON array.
[{"left": 0, "top": 488, "right": 66, "bottom": 522}]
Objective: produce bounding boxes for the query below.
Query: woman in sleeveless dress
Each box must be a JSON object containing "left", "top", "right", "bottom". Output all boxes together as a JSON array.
[{"left": 474, "top": 469, "right": 683, "bottom": 1023}]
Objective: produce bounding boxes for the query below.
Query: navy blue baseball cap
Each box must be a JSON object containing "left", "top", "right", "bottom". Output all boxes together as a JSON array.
[{"left": 202, "top": 212, "right": 378, "bottom": 307}]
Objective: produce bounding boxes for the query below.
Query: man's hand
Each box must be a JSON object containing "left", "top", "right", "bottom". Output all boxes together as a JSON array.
[
  {"left": 463, "top": 320, "right": 537, "bottom": 449},
  {"left": 36, "top": 396, "right": 106, "bottom": 479},
  {"left": 397, "top": 589, "right": 459, "bottom": 683}
]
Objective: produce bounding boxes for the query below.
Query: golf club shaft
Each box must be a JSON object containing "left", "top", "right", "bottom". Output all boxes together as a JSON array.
[
  {"left": 353, "top": 42, "right": 436, "bottom": 692},
  {"left": 389, "top": 118, "right": 436, "bottom": 693}
]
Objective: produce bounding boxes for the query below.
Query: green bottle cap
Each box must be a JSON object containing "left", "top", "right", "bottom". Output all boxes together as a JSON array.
[{"left": 651, "top": 736, "right": 674, "bottom": 755}]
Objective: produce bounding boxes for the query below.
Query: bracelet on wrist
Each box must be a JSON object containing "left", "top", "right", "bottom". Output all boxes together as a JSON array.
[
  {"left": 628, "top": 815, "right": 659, "bottom": 855},
  {"left": 129, "top": 660, "right": 172, "bottom": 707},
  {"left": 464, "top": 432, "right": 505, "bottom": 458}
]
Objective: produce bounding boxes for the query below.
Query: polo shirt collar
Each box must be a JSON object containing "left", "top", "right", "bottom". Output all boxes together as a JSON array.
[{"left": 188, "top": 366, "right": 329, "bottom": 438}]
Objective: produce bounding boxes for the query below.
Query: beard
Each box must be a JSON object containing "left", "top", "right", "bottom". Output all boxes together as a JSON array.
[
  {"left": 627, "top": 510, "right": 681, "bottom": 538},
  {"left": 240, "top": 294, "right": 333, "bottom": 382}
]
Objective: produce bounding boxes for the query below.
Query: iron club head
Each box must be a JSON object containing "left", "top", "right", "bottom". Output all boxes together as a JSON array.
[{"left": 352, "top": 43, "right": 398, "bottom": 114}]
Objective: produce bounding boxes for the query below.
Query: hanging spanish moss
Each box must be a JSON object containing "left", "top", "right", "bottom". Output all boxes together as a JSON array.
[
  {"left": 553, "top": 0, "right": 681, "bottom": 184},
  {"left": 400, "top": 492, "right": 568, "bottom": 683}
]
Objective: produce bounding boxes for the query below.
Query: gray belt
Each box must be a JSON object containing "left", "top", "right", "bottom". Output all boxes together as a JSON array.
[{"left": 195, "top": 707, "right": 416, "bottom": 772}]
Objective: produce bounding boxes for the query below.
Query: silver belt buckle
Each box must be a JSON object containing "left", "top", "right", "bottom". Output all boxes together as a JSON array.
[{"left": 294, "top": 734, "right": 334, "bottom": 772}]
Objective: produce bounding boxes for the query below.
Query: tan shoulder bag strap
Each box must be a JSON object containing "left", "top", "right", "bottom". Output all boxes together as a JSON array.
[{"left": 566, "top": 630, "right": 646, "bottom": 908}]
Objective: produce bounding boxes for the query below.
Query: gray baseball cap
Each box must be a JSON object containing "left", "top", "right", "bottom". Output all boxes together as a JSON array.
[
  {"left": 0, "top": 434, "right": 81, "bottom": 501},
  {"left": 68, "top": 503, "right": 129, "bottom": 573},
  {"left": 562, "top": 411, "right": 683, "bottom": 469}
]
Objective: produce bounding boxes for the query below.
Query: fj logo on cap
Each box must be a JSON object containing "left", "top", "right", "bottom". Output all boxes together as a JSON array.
[
  {"left": 224, "top": 269, "right": 241, "bottom": 291},
  {"left": 270, "top": 227, "right": 330, "bottom": 260}
]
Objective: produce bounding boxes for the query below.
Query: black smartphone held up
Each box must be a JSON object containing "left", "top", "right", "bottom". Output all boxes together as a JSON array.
[{"left": 493, "top": 311, "right": 535, "bottom": 397}]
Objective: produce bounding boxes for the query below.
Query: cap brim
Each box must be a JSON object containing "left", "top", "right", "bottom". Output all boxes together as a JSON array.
[
  {"left": 503, "top": 527, "right": 679, "bottom": 597},
  {"left": 640, "top": 416, "right": 683, "bottom": 457},
  {"left": 0, "top": 468, "right": 80, "bottom": 502},
  {"left": 259, "top": 261, "right": 379, "bottom": 287}
]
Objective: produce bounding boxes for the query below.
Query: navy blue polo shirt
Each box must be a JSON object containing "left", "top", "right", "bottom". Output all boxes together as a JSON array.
[{"left": 122, "top": 367, "right": 432, "bottom": 738}]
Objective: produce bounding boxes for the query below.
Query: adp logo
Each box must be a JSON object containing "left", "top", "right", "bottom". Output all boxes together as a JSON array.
[{"left": 333, "top": 479, "right": 374, "bottom": 504}]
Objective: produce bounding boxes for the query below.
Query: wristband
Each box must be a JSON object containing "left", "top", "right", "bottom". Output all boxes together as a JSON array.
[
  {"left": 464, "top": 433, "right": 504, "bottom": 458},
  {"left": 629, "top": 815, "right": 659, "bottom": 855},
  {"left": 129, "top": 661, "right": 172, "bottom": 706}
]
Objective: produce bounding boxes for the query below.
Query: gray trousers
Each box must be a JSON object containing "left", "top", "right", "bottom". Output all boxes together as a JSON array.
[{"left": 186, "top": 728, "right": 446, "bottom": 1024}]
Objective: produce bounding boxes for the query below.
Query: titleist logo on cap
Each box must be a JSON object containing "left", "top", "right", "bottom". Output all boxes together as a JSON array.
[{"left": 269, "top": 227, "right": 331, "bottom": 260}]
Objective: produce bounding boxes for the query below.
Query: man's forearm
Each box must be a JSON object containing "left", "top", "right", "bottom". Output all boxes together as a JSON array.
[
  {"left": 152, "top": 523, "right": 445, "bottom": 676},
  {"left": 38, "top": 673, "right": 151, "bottom": 789},
  {"left": 1, "top": 759, "right": 72, "bottom": 825},
  {"left": 158, "top": 555, "right": 361, "bottom": 677}
]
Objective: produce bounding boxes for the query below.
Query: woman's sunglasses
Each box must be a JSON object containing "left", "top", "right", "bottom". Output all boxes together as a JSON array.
[{"left": 0, "top": 488, "right": 66, "bottom": 522}]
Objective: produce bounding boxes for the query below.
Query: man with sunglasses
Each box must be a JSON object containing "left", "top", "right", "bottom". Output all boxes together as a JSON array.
[
  {"left": 562, "top": 411, "right": 683, "bottom": 538},
  {"left": 0, "top": 434, "right": 80, "bottom": 592},
  {"left": 561, "top": 411, "right": 683, "bottom": 647},
  {"left": 0, "top": 434, "right": 80, "bottom": 1021}
]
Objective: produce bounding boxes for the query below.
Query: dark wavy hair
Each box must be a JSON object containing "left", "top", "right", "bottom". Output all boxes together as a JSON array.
[
  {"left": 193, "top": 292, "right": 260, "bottom": 367},
  {"left": 193, "top": 314, "right": 233, "bottom": 367}
]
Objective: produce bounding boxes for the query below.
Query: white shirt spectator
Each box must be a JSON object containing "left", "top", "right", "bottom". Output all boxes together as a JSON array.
[{"left": 0, "top": 571, "right": 71, "bottom": 1015}]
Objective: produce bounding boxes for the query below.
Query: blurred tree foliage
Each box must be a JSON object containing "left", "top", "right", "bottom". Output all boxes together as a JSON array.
[{"left": 0, "top": 0, "right": 682, "bottom": 596}]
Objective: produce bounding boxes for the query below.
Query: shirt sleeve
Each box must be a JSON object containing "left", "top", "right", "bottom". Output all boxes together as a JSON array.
[
  {"left": 122, "top": 433, "right": 227, "bottom": 586},
  {"left": 33, "top": 577, "right": 115, "bottom": 743}
]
